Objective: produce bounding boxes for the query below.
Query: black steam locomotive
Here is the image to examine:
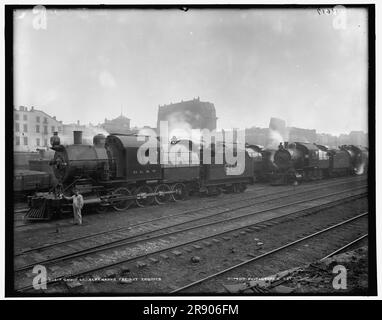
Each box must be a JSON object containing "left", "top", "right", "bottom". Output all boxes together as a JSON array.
[
  {"left": 26, "top": 131, "right": 255, "bottom": 220},
  {"left": 25, "top": 130, "right": 368, "bottom": 220},
  {"left": 258, "top": 142, "right": 368, "bottom": 185}
]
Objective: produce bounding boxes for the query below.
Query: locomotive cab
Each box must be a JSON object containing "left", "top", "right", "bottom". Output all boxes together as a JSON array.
[
  {"left": 245, "top": 144, "right": 264, "bottom": 180},
  {"left": 105, "top": 134, "right": 161, "bottom": 181}
]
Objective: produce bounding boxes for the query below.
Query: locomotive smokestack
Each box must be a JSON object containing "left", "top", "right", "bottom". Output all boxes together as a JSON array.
[{"left": 73, "top": 131, "right": 83, "bottom": 145}]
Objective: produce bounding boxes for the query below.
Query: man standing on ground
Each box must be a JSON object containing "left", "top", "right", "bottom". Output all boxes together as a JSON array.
[{"left": 62, "top": 188, "right": 84, "bottom": 225}]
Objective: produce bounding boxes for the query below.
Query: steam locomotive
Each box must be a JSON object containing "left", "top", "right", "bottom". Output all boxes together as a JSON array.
[
  {"left": 25, "top": 131, "right": 255, "bottom": 220},
  {"left": 25, "top": 130, "right": 368, "bottom": 220},
  {"left": 257, "top": 142, "right": 368, "bottom": 185}
]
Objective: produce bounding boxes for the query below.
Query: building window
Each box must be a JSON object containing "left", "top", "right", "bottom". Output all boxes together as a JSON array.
[
  {"left": 23, "top": 114, "right": 27, "bottom": 121},
  {"left": 23, "top": 137, "right": 28, "bottom": 145},
  {"left": 23, "top": 124, "right": 28, "bottom": 132},
  {"left": 58, "top": 126, "right": 62, "bottom": 132},
  {"left": 36, "top": 116, "right": 40, "bottom": 123},
  {"left": 15, "top": 123, "right": 20, "bottom": 132},
  {"left": 51, "top": 126, "right": 55, "bottom": 133},
  {"left": 44, "top": 126, "right": 48, "bottom": 134},
  {"left": 15, "top": 136, "right": 20, "bottom": 145},
  {"left": 36, "top": 125, "right": 40, "bottom": 133},
  {"left": 15, "top": 113, "right": 19, "bottom": 120},
  {"left": 36, "top": 138, "right": 40, "bottom": 146},
  {"left": 44, "top": 117, "right": 48, "bottom": 124},
  {"left": 44, "top": 139, "right": 48, "bottom": 146}
]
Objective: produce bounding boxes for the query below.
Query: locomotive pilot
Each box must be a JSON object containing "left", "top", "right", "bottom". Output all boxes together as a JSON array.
[{"left": 62, "top": 188, "right": 84, "bottom": 225}]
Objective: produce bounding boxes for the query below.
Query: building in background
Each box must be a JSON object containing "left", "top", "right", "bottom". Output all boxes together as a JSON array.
[
  {"left": 157, "top": 98, "right": 217, "bottom": 139},
  {"left": 128, "top": 125, "right": 157, "bottom": 136},
  {"left": 13, "top": 105, "right": 368, "bottom": 154},
  {"left": 62, "top": 121, "right": 110, "bottom": 145},
  {"left": 13, "top": 106, "right": 63, "bottom": 152},
  {"left": 287, "top": 127, "right": 317, "bottom": 143},
  {"left": 62, "top": 121, "right": 87, "bottom": 144},
  {"left": 245, "top": 116, "right": 369, "bottom": 149},
  {"left": 316, "top": 133, "right": 339, "bottom": 148},
  {"left": 101, "top": 114, "right": 131, "bottom": 134},
  {"left": 348, "top": 131, "right": 368, "bottom": 146},
  {"left": 245, "top": 127, "right": 269, "bottom": 147}
]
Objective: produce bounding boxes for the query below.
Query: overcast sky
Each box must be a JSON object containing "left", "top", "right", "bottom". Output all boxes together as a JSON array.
[{"left": 14, "top": 8, "right": 368, "bottom": 135}]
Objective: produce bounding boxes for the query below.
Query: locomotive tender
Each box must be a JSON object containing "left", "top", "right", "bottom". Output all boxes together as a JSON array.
[
  {"left": 14, "top": 169, "right": 52, "bottom": 197},
  {"left": 26, "top": 131, "right": 255, "bottom": 220}
]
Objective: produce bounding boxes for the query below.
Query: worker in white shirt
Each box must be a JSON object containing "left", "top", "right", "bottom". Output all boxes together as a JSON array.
[{"left": 63, "top": 188, "right": 84, "bottom": 225}]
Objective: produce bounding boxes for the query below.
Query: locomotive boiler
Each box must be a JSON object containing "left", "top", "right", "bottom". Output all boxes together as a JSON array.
[
  {"left": 261, "top": 146, "right": 295, "bottom": 185},
  {"left": 260, "top": 142, "right": 325, "bottom": 184},
  {"left": 50, "top": 131, "right": 110, "bottom": 183}
]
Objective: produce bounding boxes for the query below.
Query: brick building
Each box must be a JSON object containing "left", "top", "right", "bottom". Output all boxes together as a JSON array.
[{"left": 157, "top": 98, "right": 217, "bottom": 134}]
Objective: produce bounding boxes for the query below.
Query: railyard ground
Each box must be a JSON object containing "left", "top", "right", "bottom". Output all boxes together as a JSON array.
[{"left": 13, "top": 178, "right": 370, "bottom": 294}]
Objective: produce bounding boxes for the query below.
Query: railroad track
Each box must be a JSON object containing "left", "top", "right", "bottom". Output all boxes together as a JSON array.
[
  {"left": 319, "top": 234, "right": 368, "bottom": 261},
  {"left": 15, "top": 181, "right": 367, "bottom": 261},
  {"left": 15, "top": 184, "right": 367, "bottom": 292},
  {"left": 170, "top": 212, "right": 368, "bottom": 293},
  {"left": 15, "top": 176, "right": 366, "bottom": 253},
  {"left": 14, "top": 175, "right": 365, "bottom": 231},
  {"left": 12, "top": 175, "right": 358, "bottom": 212},
  {"left": 12, "top": 183, "right": 269, "bottom": 223}
]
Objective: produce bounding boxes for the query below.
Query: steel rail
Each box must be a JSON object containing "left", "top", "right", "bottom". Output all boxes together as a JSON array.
[
  {"left": 15, "top": 195, "right": 367, "bottom": 291},
  {"left": 319, "top": 234, "right": 368, "bottom": 261},
  {"left": 15, "top": 178, "right": 367, "bottom": 255},
  {"left": 15, "top": 175, "right": 365, "bottom": 230},
  {"left": 15, "top": 186, "right": 367, "bottom": 274},
  {"left": 170, "top": 212, "right": 368, "bottom": 293},
  {"left": 14, "top": 186, "right": 367, "bottom": 272}
]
